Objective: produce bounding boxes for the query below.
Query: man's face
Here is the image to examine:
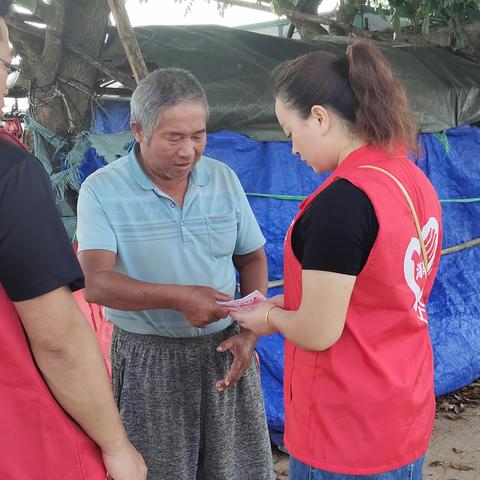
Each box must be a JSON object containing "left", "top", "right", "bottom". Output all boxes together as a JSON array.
[
  {"left": 0, "top": 19, "right": 11, "bottom": 112},
  {"left": 132, "top": 101, "right": 207, "bottom": 183}
]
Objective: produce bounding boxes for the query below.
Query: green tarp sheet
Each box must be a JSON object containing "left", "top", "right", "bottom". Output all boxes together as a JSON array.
[{"left": 101, "top": 25, "right": 480, "bottom": 140}]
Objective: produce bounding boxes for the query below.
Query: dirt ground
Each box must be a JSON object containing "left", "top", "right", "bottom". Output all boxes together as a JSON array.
[{"left": 272, "top": 381, "right": 480, "bottom": 480}]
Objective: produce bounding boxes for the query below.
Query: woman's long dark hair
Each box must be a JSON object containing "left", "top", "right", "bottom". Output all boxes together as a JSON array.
[{"left": 272, "top": 40, "right": 417, "bottom": 153}]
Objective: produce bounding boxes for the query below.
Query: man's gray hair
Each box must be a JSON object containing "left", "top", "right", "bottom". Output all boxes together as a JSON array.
[{"left": 130, "top": 68, "right": 209, "bottom": 142}]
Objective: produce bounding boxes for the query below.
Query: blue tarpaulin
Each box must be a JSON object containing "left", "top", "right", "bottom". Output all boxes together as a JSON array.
[{"left": 89, "top": 102, "right": 480, "bottom": 446}]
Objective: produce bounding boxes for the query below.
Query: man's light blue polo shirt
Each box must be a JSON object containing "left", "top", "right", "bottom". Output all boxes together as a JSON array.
[{"left": 77, "top": 146, "right": 265, "bottom": 337}]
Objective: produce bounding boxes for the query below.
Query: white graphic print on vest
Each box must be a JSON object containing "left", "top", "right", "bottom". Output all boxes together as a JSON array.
[{"left": 403, "top": 217, "right": 440, "bottom": 323}]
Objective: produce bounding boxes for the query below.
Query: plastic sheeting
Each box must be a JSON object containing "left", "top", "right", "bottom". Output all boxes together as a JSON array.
[
  {"left": 100, "top": 25, "right": 480, "bottom": 139},
  {"left": 87, "top": 109, "right": 480, "bottom": 447},
  {"left": 417, "top": 127, "right": 480, "bottom": 396},
  {"left": 204, "top": 128, "right": 480, "bottom": 446}
]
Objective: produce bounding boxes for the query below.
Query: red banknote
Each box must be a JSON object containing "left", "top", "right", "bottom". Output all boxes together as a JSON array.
[{"left": 217, "top": 290, "right": 267, "bottom": 311}]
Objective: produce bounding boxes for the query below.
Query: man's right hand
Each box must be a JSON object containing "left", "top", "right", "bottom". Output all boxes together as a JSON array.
[
  {"left": 177, "top": 286, "right": 231, "bottom": 328},
  {"left": 103, "top": 438, "right": 147, "bottom": 480}
]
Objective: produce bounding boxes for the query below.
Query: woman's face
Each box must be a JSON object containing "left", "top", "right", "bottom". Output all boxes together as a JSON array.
[{"left": 275, "top": 97, "right": 339, "bottom": 173}]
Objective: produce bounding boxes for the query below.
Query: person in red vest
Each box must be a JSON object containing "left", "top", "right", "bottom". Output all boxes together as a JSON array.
[
  {"left": 232, "top": 40, "right": 442, "bottom": 479},
  {"left": 0, "top": 1, "right": 146, "bottom": 478}
]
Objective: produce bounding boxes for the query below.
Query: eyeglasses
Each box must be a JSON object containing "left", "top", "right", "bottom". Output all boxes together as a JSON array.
[
  {"left": 0, "top": 58, "right": 20, "bottom": 75},
  {"left": 0, "top": 58, "right": 21, "bottom": 90}
]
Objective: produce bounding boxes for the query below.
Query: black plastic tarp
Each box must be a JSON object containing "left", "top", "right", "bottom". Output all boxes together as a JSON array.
[{"left": 101, "top": 25, "right": 480, "bottom": 140}]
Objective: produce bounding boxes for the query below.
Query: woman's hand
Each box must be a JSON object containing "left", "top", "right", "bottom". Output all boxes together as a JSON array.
[
  {"left": 230, "top": 301, "right": 280, "bottom": 337},
  {"left": 269, "top": 294, "right": 284, "bottom": 308}
]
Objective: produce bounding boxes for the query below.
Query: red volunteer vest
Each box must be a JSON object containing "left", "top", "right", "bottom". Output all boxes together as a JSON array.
[
  {"left": 0, "top": 132, "right": 105, "bottom": 479},
  {"left": 283, "top": 145, "right": 442, "bottom": 474}
]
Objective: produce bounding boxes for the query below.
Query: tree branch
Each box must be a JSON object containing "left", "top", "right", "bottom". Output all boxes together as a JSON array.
[
  {"left": 217, "top": 1, "right": 370, "bottom": 37},
  {"left": 7, "top": 14, "right": 136, "bottom": 91},
  {"left": 40, "top": 1, "right": 65, "bottom": 83},
  {"left": 283, "top": 9, "right": 371, "bottom": 37},
  {"left": 8, "top": 11, "right": 43, "bottom": 23},
  {"left": 34, "top": 0, "right": 52, "bottom": 23},
  {"left": 218, "top": 0, "right": 273, "bottom": 13},
  {"left": 65, "top": 41, "right": 136, "bottom": 90},
  {"left": 7, "top": 23, "right": 42, "bottom": 62}
]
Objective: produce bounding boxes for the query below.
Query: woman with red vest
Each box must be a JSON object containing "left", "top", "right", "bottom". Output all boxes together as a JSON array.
[
  {"left": 0, "top": 1, "right": 146, "bottom": 478},
  {"left": 232, "top": 40, "right": 442, "bottom": 479}
]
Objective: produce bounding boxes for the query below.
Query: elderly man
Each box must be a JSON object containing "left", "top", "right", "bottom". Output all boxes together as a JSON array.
[
  {"left": 77, "top": 68, "right": 274, "bottom": 479},
  {"left": 0, "top": 1, "right": 146, "bottom": 479}
]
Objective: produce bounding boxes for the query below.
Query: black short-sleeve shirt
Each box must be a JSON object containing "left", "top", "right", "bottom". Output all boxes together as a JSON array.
[
  {"left": 0, "top": 139, "right": 84, "bottom": 301},
  {"left": 292, "top": 179, "right": 379, "bottom": 276}
]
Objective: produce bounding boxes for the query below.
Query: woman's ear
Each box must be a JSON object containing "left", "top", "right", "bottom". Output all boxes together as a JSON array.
[{"left": 311, "top": 105, "right": 330, "bottom": 135}]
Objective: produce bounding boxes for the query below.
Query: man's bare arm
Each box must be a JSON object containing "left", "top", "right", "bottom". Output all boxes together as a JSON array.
[
  {"left": 233, "top": 247, "right": 268, "bottom": 297},
  {"left": 79, "top": 249, "right": 229, "bottom": 327},
  {"left": 14, "top": 286, "right": 147, "bottom": 479}
]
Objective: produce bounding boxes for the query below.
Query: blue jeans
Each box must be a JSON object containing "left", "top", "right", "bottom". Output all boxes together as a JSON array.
[{"left": 289, "top": 455, "right": 425, "bottom": 480}]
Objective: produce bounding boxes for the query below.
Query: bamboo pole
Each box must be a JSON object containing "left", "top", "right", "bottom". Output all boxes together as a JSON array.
[
  {"left": 441, "top": 237, "right": 480, "bottom": 255},
  {"left": 106, "top": 0, "right": 148, "bottom": 83}
]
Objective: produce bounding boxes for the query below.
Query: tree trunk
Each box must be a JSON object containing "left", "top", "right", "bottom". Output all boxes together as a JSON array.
[
  {"left": 8, "top": 0, "right": 111, "bottom": 234},
  {"left": 33, "top": 0, "right": 110, "bottom": 135},
  {"left": 9, "top": 0, "right": 110, "bottom": 136},
  {"left": 331, "top": 0, "right": 356, "bottom": 36}
]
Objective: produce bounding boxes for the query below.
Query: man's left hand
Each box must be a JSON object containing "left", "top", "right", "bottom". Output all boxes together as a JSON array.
[{"left": 215, "top": 329, "right": 258, "bottom": 391}]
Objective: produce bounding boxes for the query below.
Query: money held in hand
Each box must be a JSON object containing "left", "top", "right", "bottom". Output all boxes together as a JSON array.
[{"left": 217, "top": 290, "right": 267, "bottom": 311}]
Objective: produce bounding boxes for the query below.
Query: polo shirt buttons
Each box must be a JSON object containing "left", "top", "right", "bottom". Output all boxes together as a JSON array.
[
  {"left": 170, "top": 203, "right": 175, "bottom": 208},
  {"left": 181, "top": 221, "right": 185, "bottom": 226}
]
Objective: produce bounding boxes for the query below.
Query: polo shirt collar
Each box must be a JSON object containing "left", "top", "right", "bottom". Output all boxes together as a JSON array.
[
  {"left": 129, "top": 144, "right": 153, "bottom": 190},
  {"left": 128, "top": 144, "right": 210, "bottom": 190},
  {"left": 191, "top": 157, "right": 210, "bottom": 186}
]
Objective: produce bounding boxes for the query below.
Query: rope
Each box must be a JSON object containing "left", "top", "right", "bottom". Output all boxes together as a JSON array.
[
  {"left": 29, "top": 81, "right": 59, "bottom": 108},
  {"left": 55, "top": 87, "right": 75, "bottom": 133},
  {"left": 246, "top": 192, "right": 480, "bottom": 204},
  {"left": 58, "top": 76, "right": 115, "bottom": 125},
  {"left": 265, "top": 236, "right": 480, "bottom": 290},
  {"left": 246, "top": 192, "right": 307, "bottom": 201},
  {"left": 440, "top": 198, "right": 480, "bottom": 204},
  {"left": 29, "top": 81, "right": 75, "bottom": 132},
  {"left": 359, "top": 164, "right": 429, "bottom": 272}
]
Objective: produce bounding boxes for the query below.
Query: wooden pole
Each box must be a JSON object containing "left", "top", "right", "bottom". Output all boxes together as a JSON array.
[{"left": 106, "top": 0, "right": 148, "bottom": 83}]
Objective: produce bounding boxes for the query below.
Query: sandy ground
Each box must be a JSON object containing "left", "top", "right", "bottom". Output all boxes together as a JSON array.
[{"left": 272, "top": 381, "right": 480, "bottom": 479}]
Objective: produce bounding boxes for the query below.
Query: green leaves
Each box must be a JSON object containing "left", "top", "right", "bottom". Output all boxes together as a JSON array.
[
  {"left": 271, "top": 0, "right": 283, "bottom": 16},
  {"left": 421, "top": 13, "right": 429, "bottom": 33},
  {"left": 391, "top": 7, "right": 401, "bottom": 36},
  {"left": 368, "top": 0, "right": 479, "bottom": 45}
]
